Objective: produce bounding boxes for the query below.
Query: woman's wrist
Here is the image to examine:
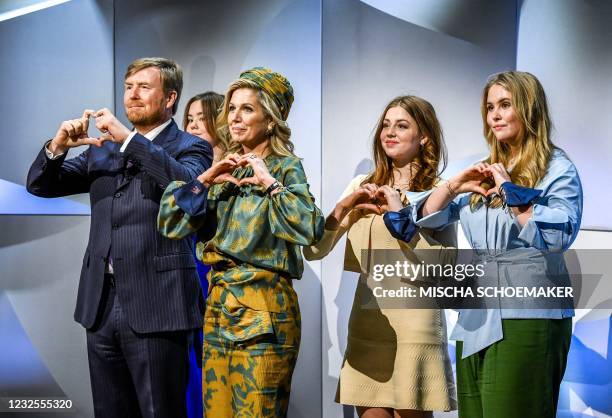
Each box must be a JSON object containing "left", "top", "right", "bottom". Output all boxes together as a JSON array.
[
  {"left": 387, "top": 199, "right": 403, "bottom": 212},
  {"left": 446, "top": 178, "right": 462, "bottom": 196},
  {"left": 197, "top": 170, "right": 214, "bottom": 188},
  {"left": 261, "top": 175, "right": 277, "bottom": 189},
  {"left": 332, "top": 201, "right": 350, "bottom": 223},
  {"left": 338, "top": 197, "right": 355, "bottom": 215}
]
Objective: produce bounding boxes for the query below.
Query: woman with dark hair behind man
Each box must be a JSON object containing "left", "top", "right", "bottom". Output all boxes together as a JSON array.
[
  {"left": 181, "top": 91, "right": 225, "bottom": 418},
  {"left": 183, "top": 91, "right": 224, "bottom": 161}
]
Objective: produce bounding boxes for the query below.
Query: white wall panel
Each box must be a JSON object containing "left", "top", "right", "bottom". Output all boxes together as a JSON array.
[{"left": 517, "top": 0, "right": 612, "bottom": 230}]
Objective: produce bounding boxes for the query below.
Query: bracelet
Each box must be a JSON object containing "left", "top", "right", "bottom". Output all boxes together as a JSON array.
[
  {"left": 266, "top": 180, "right": 283, "bottom": 195},
  {"left": 444, "top": 181, "right": 457, "bottom": 198},
  {"left": 499, "top": 183, "right": 508, "bottom": 206}
]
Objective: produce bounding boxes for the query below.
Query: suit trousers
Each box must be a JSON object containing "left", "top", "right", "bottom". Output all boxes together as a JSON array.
[{"left": 86, "top": 275, "right": 192, "bottom": 418}]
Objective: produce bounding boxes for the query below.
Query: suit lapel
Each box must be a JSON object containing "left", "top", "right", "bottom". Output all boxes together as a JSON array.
[
  {"left": 153, "top": 119, "right": 178, "bottom": 149},
  {"left": 116, "top": 155, "right": 133, "bottom": 191}
]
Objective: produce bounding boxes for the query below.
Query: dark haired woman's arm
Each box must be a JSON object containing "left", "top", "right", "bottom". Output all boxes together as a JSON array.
[
  {"left": 303, "top": 175, "right": 371, "bottom": 260},
  {"left": 382, "top": 163, "right": 491, "bottom": 241}
]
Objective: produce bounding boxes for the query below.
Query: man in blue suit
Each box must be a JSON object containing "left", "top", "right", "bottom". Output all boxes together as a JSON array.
[{"left": 27, "top": 57, "right": 212, "bottom": 418}]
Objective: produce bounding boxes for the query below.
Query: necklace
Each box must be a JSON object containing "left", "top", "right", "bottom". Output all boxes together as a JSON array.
[
  {"left": 392, "top": 181, "right": 411, "bottom": 189},
  {"left": 392, "top": 165, "right": 414, "bottom": 189}
]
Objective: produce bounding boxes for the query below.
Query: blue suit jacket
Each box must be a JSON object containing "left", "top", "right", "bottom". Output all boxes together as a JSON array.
[{"left": 27, "top": 120, "right": 213, "bottom": 332}]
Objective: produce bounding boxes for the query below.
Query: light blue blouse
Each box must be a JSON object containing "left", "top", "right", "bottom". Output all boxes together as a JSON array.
[{"left": 396, "top": 149, "right": 583, "bottom": 358}]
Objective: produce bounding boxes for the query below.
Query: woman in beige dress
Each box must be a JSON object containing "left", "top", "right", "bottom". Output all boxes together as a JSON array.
[{"left": 304, "top": 96, "right": 457, "bottom": 418}]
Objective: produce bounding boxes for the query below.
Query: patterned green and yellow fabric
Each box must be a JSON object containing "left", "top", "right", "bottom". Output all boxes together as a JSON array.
[
  {"left": 158, "top": 154, "right": 323, "bottom": 278},
  {"left": 239, "top": 67, "right": 294, "bottom": 120},
  {"left": 158, "top": 153, "right": 323, "bottom": 311},
  {"left": 158, "top": 153, "right": 323, "bottom": 417},
  {"left": 202, "top": 271, "right": 300, "bottom": 418}
]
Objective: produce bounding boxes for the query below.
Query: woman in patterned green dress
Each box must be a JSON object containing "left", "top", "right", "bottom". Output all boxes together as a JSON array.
[{"left": 158, "top": 67, "right": 324, "bottom": 417}]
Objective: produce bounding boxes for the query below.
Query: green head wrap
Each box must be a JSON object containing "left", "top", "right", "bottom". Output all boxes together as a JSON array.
[{"left": 239, "top": 67, "right": 294, "bottom": 120}]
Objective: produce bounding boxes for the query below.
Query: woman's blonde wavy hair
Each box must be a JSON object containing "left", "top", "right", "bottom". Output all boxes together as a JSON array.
[
  {"left": 216, "top": 79, "right": 295, "bottom": 157},
  {"left": 470, "top": 71, "right": 555, "bottom": 209},
  {"left": 363, "top": 95, "right": 447, "bottom": 191}
]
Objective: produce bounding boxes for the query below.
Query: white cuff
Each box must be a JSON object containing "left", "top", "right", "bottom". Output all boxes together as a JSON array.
[
  {"left": 44, "top": 141, "right": 65, "bottom": 160},
  {"left": 119, "top": 131, "right": 138, "bottom": 153}
]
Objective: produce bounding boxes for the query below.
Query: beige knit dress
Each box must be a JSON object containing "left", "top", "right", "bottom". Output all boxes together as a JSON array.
[{"left": 304, "top": 175, "right": 457, "bottom": 411}]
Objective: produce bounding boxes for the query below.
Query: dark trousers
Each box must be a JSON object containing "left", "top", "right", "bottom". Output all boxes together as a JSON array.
[
  {"left": 86, "top": 275, "right": 191, "bottom": 418},
  {"left": 456, "top": 318, "right": 572, "bottom": 418}
]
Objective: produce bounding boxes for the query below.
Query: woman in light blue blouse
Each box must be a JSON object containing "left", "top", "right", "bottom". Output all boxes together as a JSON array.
[{"left": 386, "top": 71, "right": 582, "bottom": 418}]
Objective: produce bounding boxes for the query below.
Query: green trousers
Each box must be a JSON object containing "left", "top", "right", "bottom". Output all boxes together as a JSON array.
[{"left": 456, "top": 318, "right": 572, "bottom": 418}]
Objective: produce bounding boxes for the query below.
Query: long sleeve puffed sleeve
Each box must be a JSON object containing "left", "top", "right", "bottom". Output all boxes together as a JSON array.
[
  {"left": 303, "top": 175, "right": 366, "bottom": 260},
  {"left": 409, "top": 189, "right": 463, "bottom": 229},
  {"left": 384, "top": 189, "right": 463, "bottom": 242},
  {"left": 268, "top": 159, "right": 325, "bottom": 245},
  {"left": 157, "top": 180, "right": 208, "bottom": 240},
  {"left": 517, "top": 160, "right": 583, "bottom": 251}
]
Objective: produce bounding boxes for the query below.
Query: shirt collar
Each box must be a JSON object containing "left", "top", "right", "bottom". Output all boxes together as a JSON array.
[{"left": 137, "top": 118, "right": 173, "bottom": 141}]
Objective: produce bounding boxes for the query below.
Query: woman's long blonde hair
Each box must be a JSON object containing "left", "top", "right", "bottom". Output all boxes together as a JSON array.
[
  {"left": 363, "top": 95, "right": 447, "bottom": 191},
  {"left": 470, "top": 71, "right": 555, "bottom": 209},
  {"left": 216, "top": 79, "right": 295, "bottom": 157}
]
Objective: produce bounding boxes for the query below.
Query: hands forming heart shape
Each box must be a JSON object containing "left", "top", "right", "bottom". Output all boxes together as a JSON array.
[
  {"left": 342, "top": 184, "right": 403, "bottom": 215},
  {"left": 197, "top": 153, "right": 275, "bottom": 188},
  {"left": 51, "top": 109, "right": 132, "bottom": 155},
  {"left": 451, "top": 162, "right": 512, "bottom": 198},
  {"left": 483, "top": 163, "right": 512, "bottom": 197}
]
